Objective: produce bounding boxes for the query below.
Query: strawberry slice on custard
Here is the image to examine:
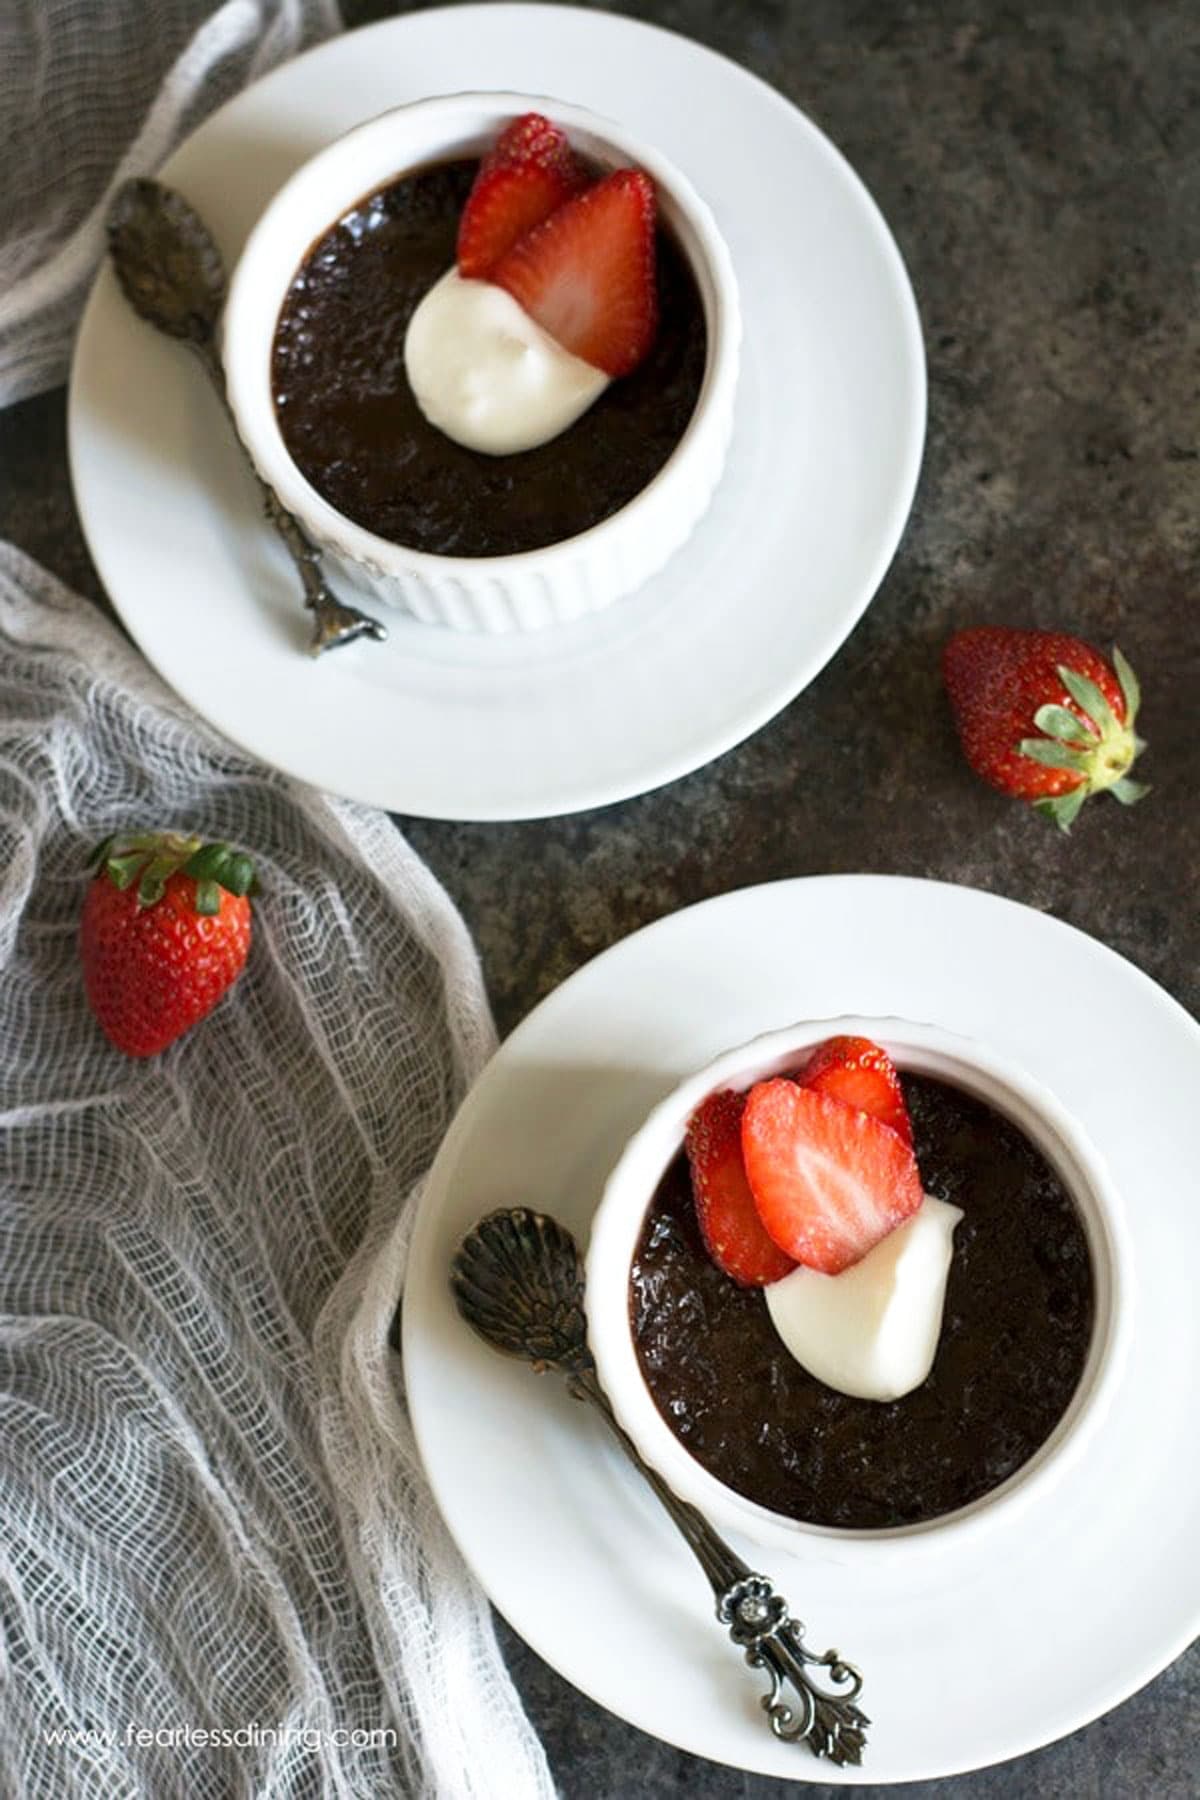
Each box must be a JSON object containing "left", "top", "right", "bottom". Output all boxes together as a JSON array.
[
  {"left": 742, "top": 1080, "right": 923, "bottom": 1275},
  {"left": 800, "top": 1035, "right": 913, "bottom": 1145},
  {"left": 487, "top": 111, "right": 589, "bottom": 179},
  {"left": 490, "top": 168, "right": 659, "bottom": 376},
  {"left": 457, "top": 112, "right": 589, "bottom": 280},
  {"left": 685, "top": 1089, "right": 796, "bottom": 1287}
]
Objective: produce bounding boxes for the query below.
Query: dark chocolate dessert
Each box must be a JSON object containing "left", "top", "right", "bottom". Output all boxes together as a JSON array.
[
  {"left": 630, "top": 1074, "right": 1095, "bottom": 1530},
  {"left": 270, "top": 160, "right": 706, "bottom": 558}
]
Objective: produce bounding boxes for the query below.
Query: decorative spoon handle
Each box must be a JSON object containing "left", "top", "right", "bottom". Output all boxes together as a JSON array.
[
  {"left": 450, "top": 1207, "right": 869, "bottom": 1766},
  {"left": 105, "top": 178, "right": 386, "bottom": 656},
  {"left": 568, "top": 1365, "right": 868, "bottom": 1762},
  {"left": 189, "top": 335, "right": 389, "bottom": 656}
]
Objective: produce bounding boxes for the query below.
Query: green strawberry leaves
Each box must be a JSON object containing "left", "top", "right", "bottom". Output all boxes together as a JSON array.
[
  {"left": 183, "top": 842, "right": 256, "bottom": 914},
  {"left": 1055, "top": 663, "right": 1120, "bottom": 739},
  {"left": 91, "top": 832, "right": 256, "bottom": 912},
  {"left": 1112, "top": 644, "right": 1141, "bottom": 725},
  {"left": 1032, "top": 703, "right": 1097, "bottom": 746},
  {"left": 1033, "top": 787, "right": 1089, "bottom": 831},
  {"left": 1018, "top": 644, "right": 1148, "bottom": 832}
]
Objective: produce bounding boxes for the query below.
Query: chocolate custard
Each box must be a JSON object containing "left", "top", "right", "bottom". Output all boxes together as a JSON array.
[
  {"left": 270, "top": 160, "right": 707, "bottom": 557},
  {"left": 630, "top": 1075, "right": 1095, "bottom": 1530}
]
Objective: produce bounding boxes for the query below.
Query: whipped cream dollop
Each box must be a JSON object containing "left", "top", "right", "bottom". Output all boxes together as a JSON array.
[
  {"left": 764, "top": 1196, "right": 963, "bottom": 1402},
  {"left": 403, "top": 268, "right": 609, "bottom": 455}
]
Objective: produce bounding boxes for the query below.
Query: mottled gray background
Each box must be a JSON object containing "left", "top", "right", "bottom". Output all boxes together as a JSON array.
[{"left": 2, "top": 1, "right": 1197, "bottom": 1794}]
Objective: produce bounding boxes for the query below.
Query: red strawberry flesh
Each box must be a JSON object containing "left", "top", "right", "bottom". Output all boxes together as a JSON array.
[
  {"left": 490, "top": 168, "right": 658, "bottom": 377},
  {"left": 457, "top": 114, "right": 590, "bottom": 281},
  {"left": 685, "top": 1089, "right": 796, "bottom": 1287},
  {"left": 488, "top": 112, "right": 588, "bottom": 183},
  {"left": 458, "top": 161, "right": 587, "bottom": 281},
  {"left": 800, "top": 1035, "right": 913, "bottom": 1145},
  {"left": 742, "top": 1080, "right": 924, "bottom": 1275}
]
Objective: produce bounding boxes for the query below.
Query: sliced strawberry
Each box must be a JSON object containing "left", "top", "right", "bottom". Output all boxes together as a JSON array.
[
  {"left": 685, "top": 1090, "right": 796, "bottom": 1287},
  {"left": 487, "top": 112, "right": 588, "bottom": 185},
  {"left": 742, "top": 1080, "right": 923, "bottom": 1275},
  {"left": 457, "top": 163, "right": 582, "bottom": 280},
  {"left": 490, "top": 168, "right": 658, "bottom": 377},
  {"left": 800, "top": 1036, "right": 913, "bottom": 1145},
  {"left": 457, "top": 112, "right": 589, "bottom": 280}
]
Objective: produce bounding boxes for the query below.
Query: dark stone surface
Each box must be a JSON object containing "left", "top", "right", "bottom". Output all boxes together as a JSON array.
[{"left": 1, "top": 2, "right": 1196, "bottom": 1795}]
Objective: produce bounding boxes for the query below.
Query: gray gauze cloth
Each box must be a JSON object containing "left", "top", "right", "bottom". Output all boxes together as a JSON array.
[
  {"left": 0, "top": 548, "right": 556, "bottom": 1799},
  {"left": 1, "top": 1, "right": 558, "bottom": 1789}
]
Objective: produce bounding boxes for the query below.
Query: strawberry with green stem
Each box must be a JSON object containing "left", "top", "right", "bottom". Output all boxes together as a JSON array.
[
  {"left": 80, "top": 832, "right": 255, "bottom": 1057},
  {"left": 942, "top": 628, "right": 1149, "bottom": 832}
]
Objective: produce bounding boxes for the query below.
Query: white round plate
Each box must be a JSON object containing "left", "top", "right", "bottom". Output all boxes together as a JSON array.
[
  {"left": 68, "top": 4, "right": 924, "bottom": 821},
  {"left": 404, "top": 876, "right": 1200, "bottom": 1781}
]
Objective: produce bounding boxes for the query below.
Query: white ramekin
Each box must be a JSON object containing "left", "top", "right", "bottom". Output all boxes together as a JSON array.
[
  {"left": 222, "top": 90, "right": 741, "bottom": 634},
  {"left": 585, "top": 1015, "right": 1132, "bottom": 1568}
]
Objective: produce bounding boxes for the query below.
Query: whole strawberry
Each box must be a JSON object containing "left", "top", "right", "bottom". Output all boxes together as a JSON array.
[
  {"left": 942, "top": 628, "right": 1148, "bottom": 831},
  {"left": 80, "top": 832, "right": 254, "bottom": 1056}
]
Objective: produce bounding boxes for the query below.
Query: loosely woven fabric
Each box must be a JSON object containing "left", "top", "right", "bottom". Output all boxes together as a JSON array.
[
  {"left": 0, "top": 546, "right": 557, "bottom": 1798},
  {"left": 1, "top": 8, "right": 558, "bottom": 1792},
  {"left": 0, "top": 0, "right": 340, "bottom": 405}
]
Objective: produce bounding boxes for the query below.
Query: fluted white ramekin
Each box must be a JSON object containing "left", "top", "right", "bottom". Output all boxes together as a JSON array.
[
  {"left": 586, "top": 1015, "right": 1132, "bottom": 1570},
  {"left": 222, "top": 91, "right": 740, "bottom": 633}
]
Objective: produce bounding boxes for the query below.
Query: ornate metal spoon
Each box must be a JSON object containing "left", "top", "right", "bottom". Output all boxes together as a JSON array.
[
  {"left": 451, "top": 1207, "right": 869, "bottom": 1766},
  {"left": 105, "top": 178, "right": 387, "bottom": 656}
]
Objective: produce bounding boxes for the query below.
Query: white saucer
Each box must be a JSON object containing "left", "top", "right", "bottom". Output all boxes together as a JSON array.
[
  {"left": 67, "top": 4, "right": 924, "bottom": 821},
  {"left": 404, "top": 876, "right": 1200, "bottom": 1781}
]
